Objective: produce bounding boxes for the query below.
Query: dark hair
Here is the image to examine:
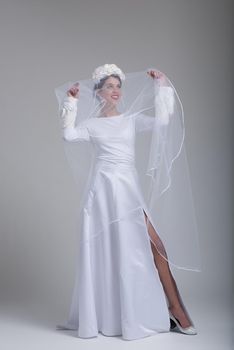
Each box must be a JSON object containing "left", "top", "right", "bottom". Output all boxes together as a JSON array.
[{"left": 93, "top": 74, "right": 122, "bottom": 91}]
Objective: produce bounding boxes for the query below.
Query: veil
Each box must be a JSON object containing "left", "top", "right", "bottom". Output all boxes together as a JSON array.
[{"left": 55, "top": 67, "right": 202, "bottom": 273}]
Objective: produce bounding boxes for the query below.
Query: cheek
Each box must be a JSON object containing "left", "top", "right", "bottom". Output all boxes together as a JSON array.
[
  {"left": 105, "top": 92, "right": 113, "bottom": 103},
  {"left": 98, "top": 92, "right": 107, "bottom": 101},
  {"left": 102, "top": 90, "right": 111, "bottom": 99}
]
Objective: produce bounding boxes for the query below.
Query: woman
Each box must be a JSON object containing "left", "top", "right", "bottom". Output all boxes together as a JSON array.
[{"left": 55, "top": 64, "right": 200, "bottom": 340}]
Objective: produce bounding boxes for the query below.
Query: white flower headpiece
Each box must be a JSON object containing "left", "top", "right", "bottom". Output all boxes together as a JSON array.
[{"left": 92, "top": 63, "right": 125, "bottom": 84}]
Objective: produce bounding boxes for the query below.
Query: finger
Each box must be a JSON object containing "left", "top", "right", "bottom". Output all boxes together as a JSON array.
[{"left": 71, "top": 87, "right": 79, "bottom": 94}]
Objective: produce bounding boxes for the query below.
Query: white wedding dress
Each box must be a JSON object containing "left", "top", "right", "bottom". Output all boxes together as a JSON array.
[{"left": 56, "top": 95, "right": 172, "bottom": 340}]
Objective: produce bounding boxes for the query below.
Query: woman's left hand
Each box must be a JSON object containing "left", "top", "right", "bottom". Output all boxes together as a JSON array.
[{"left": 147, "top": 70, "right": 166, "bottom": 84}]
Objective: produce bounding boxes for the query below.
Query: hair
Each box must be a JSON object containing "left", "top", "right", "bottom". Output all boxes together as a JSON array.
[{"left": 93, "top": 74, "right": 122, "bottom": 92}]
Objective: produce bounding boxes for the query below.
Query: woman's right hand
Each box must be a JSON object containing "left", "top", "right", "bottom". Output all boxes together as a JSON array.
[{"left": 67, "top": 82, "right": 80, "bottom": 98}]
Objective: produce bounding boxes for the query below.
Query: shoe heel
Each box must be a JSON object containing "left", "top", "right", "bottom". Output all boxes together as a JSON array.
[
  {"left": 170, "top": 318, "right": 177, "bottom": 329},
  {"left": 169, "top": 311, "right": 197, "bottom": 335}
]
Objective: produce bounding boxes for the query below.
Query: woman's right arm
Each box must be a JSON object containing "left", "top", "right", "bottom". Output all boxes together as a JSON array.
[{"left": 60, "top": 85, "right": 90, "bottom": 142}]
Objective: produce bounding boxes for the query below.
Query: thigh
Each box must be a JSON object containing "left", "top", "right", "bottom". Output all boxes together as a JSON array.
[{"left": 143, "top": 209, "right": 168, "bottom": 258}]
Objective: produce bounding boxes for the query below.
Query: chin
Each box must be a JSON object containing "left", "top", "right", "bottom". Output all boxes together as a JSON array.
[{"left": 112, "top": 99, "right": 119, "bottom": 105}]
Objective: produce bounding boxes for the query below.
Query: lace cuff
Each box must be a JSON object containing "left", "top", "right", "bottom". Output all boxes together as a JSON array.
[
  {"left": 155, "top": 86, "right": 175, "bottom": 125},
  {"left": 60, "top": 95, "right": 79, "bottom": 128}
]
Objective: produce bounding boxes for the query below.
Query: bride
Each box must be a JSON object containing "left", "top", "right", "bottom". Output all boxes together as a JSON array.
[{"left": 55, "top": 64, "right": 198, "bottom": 340}]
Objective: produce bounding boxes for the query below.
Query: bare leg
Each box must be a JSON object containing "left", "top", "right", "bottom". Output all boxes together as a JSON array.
[{"left": 143, "top": 211, "right": 192, "bottom": 328}]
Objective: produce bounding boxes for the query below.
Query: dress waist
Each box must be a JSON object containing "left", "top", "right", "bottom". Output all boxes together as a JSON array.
[{"left": 94, "top": 156, "right": 136, "bottom": 171}]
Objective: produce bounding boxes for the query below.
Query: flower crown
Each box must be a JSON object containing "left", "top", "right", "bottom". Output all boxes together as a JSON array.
[{"left": 92, "top": 63, "right": 125, "bottom": 84}]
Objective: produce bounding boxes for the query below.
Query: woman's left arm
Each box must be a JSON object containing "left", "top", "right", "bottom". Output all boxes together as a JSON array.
[
  {"left": 134, "top": 71, "right": 175, "bottom": 132},
  {"left": 148, "top": 69, "right": 175, "bottom": 117}
]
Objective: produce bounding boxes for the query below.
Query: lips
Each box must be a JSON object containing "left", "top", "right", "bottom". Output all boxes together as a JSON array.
[{"left": 111, "top": 94, "right": 119, "bottom": 100}]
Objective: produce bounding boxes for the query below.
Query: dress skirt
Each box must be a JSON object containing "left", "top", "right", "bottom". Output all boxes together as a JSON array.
[{"left": 57, "top": 160, "right": 171, "bottom": 340}]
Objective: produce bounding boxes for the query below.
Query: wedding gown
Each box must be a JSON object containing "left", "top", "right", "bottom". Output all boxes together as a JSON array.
[{"left": 56, "top": 95, "right": 172, "bottom": 340}]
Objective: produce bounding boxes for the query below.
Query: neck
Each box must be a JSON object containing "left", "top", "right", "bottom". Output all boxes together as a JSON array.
[{"left": 101, "top": 106, "right": 120, "bottom": 117}]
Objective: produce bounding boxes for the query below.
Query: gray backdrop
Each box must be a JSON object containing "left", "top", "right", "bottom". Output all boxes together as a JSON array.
[{"left": 0, "top": 0, "right": 233, "bottom": 326}]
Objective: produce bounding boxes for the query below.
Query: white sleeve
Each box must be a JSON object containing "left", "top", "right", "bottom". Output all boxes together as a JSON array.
[
  {"left": 60, "top": 95, "right": 90, "bottom": 142},
  {"left": 155, "top": 86, "right": 175, "bottom": 126},
  {"left": 135, "top": 86, "right": 175, "bottom": 132},
  {"left": 134, "top": 113, "right": 155, "bottom": 133}
]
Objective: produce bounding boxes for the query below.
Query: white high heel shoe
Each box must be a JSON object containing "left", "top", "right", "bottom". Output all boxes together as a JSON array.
[{"left": 169, "top": 310, "right": 197, "bottom": 335}]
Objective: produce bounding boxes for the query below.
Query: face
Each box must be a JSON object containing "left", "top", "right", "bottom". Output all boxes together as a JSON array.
[{"left": 96, "top": 76, "right": 122, "bottom": 107}]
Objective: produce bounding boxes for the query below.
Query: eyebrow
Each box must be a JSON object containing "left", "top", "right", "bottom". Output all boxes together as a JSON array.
[{"left": 106, "top": 83, "right": 121, "bottom": 87}]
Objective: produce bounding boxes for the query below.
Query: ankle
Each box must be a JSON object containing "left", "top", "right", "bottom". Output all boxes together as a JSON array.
[
  {"left": 169, "top": 305, "right": 192, "bottom": 328},
  {"left": 169, "top": 304, "right": 181, "bottom": 312}
]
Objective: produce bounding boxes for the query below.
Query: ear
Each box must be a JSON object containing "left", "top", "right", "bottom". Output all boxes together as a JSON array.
[
  {"left": 95, "top": 89, "right": 103, "bottom": 103},
  {"left": 96, "top": 89, "right": 101, "bottom": 97}
]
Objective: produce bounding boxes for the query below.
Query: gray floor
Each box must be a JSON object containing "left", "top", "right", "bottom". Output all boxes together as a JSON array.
[{"left": 0, "top": 296, "right": 232, "bottom": 350}]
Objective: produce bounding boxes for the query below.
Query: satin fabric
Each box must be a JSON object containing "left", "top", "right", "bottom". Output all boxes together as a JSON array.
[{"left": 57, "top": 110, "right": 171, "bottom": 340}]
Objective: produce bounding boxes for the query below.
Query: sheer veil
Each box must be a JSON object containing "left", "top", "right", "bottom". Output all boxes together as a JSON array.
[{"left": 55, "top": 67, "right": 202, "bottom": 272}]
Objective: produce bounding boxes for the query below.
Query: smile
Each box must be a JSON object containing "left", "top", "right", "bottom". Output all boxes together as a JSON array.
[{"left": 111, "top": 95, "right": 119, "bottom": 100}]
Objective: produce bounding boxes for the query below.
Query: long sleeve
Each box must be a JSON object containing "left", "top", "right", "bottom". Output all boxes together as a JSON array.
[
  {"left": 155, "top": 85, "right": 175, "bottom": 126},
  {"left": 134, "top": 113, "right": 155, "bottom": 133},
  {"left": 60, "top": 95, "right": 90, "bottom": 142},
  {"left": 135, "top": 85, "right": 175, "bottom": 133}
]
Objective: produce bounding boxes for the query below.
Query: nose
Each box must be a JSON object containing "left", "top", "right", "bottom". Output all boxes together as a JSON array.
[{"left": 113, "top": 87, "right": 120, "bottom": 94}]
